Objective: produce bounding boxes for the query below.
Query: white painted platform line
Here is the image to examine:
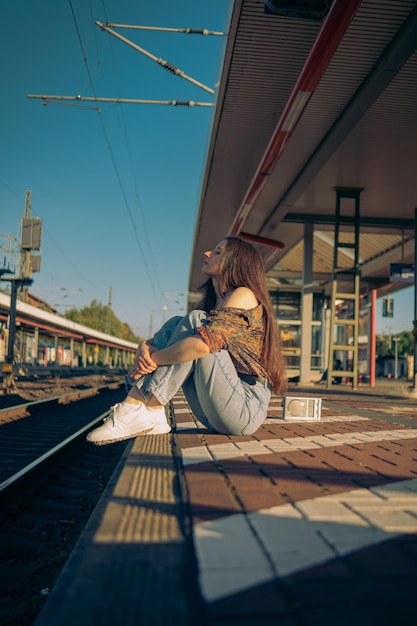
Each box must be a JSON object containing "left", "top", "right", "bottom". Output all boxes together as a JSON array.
[
  {"left": 194, "top": 478, "right": 417, "bottom": 603},
  {"left": 182, "top": 428, "right": 417, "bottom": 466},
  {"left": 266, "top": 414, "right": 369, "bottom": 423}
]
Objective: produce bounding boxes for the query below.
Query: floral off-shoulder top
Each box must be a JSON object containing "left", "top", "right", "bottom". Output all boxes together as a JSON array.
[{"left": 195, "top": 304, "right": 269, "bottom": 381}]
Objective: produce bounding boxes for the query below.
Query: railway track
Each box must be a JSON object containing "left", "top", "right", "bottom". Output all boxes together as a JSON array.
[
  {"left": 0, "top": 382, "right": 130, "bottom": 626},
  {"left": 0, "top": 383, "right": 125, "bottom": 496}
]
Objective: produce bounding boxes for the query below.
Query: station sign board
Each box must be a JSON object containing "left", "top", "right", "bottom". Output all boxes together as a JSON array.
[{"left": 390, "top": 263, "right": 415, "bottom": 283}]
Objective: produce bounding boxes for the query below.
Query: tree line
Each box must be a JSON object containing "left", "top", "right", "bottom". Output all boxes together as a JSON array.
[
  {"left": 376, "top": 330, "right": 414, "bottom": 357},
  {"left": 64, "top": 300, "right": 143, "bottom": 344}
]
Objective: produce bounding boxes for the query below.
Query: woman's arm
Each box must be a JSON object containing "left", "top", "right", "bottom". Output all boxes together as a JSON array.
[{"left": 151, "top": 336, "right": 210, "bottom": 366}]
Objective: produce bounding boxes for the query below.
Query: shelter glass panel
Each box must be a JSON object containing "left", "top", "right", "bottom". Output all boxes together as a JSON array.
[{"left": 272, "top": 290, "right": 324, "bottom": 321}]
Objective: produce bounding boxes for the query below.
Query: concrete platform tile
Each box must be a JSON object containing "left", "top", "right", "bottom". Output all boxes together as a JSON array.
[
  {"left": 204, "top": 433, "right": 235, "bottom": 445},
  {"left": 181, "top": 445, "right": 212, "bottom": 465},
  {"left": 388, "top": 428, "right": 417, "bottom": 438},
  {"left": 289, "top": 440, "right": 323, "bottom": 450},
  {"left": 207, "top": 442, "right": 243, "bottom": 460},
  {"left": 249, "top": 511, "right": 337, "bottom": 577},
  {"left": 237, "top": 491, "right": 288, "bottom": 513},
  {"left": 316, "top": 453, "right": 363, "bottom": 472},
  {"left": 321, "top": 415, "right": 367, "bottom": 422},
  {"left": 172, "top": 407, "right": 193, "bottom": 416},
  {"left": 259, "top": 423, "right": 285, "bottom": 434},
  {"left": 256, "top": 456, "right": 296, "bottom": 471},
  {"left": 235, "top": 441, "right": 273, "bottom": 455},
  {"left": 176, "top": 434, "right": 205, "bottom": 449},
  {"left": 198, "top": 567, "right": 276, "bottom": 605},
  {"left": 287, "top": 575, "right": 417, "bottom": 609},
  {"left": 363, "top": 459, "right": 416, "bottom": 479},
  {"left": 280, "top": 449, "right": 329, "bottom": 466},
  {"left": 175, "top": 420, "right": 199, "bottom": 430},
  {"left": 308, "top": 435, "right": 344, "bottom": 447},
  {"left": 320, "top": 414, "right": 361, "bottom": 421},
  {"left": 193, "top": 514, "right": 273, "bottom": 602},
  {"left": 322, "top": 434, "right": 368, "bottom": 444},
  {"left": 288, "top": 555, "right": 353, "bottom": 580},
  {"left": 297, "top": 436, "right": 327, "bottom": 447},
  {"left": 329, "top": 490, "right": 385, "bottom": 504},
  {"left": 255, "top": 502, "right": 303, "bottom": 518},
  {"left": 205, "top": 579, "right": 290, "bottom": 617},
  {"left": 343, "top": 540, "right": 417, "bottom": 576},
  {"left": 186, "top": 480, "right": 241, "bottom": 523},
  {"left": 263, "top": 440, "right": 298, "bottom": 452},
  {"left": 376, "top": 428, "right": 417, "bottom": 440},
  {"left": 319, "top": 523, "right": 396, "bottom": 556},
  {"left": 350, "top": 505, "right": 417, "bottom": 532},
  {"left": 295, "top": 499, "right": 364, "bottom": 521},
  {"left": 271, "top": 468, "right": 323, "bottom": 492},
  {"left": 194, "top": 514, "right": 268, "bottom": 569},
  {"left": 225, "top": 475, "right": 285, "bottom": 512},
  {"left": 371, "top": 477, "right": 417, "bottom": 496}
]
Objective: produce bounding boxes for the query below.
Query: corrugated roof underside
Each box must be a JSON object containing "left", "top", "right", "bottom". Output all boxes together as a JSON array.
[
  {"left": 200, "top": 0, "right": 321, "bottom": 225},
  {"left": 250, "top": 0, "right": 417, "bottom": 232},
  {"left": 275, "top": 232, "right": 410, "bottom": 274}
]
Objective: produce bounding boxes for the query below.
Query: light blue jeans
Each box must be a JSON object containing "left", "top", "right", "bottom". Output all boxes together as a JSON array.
[{"left": 125, "top": 310, "right": 271, "bottom": 435}]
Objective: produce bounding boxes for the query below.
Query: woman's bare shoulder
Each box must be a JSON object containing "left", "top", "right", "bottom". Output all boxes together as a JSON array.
[{"left": 223, "top": 287, "right": 258, "bottom": 310}]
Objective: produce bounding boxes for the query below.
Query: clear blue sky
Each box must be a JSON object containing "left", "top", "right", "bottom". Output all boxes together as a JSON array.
[
  {"left": 1, "top": 0, "right": 231, "bottom": 338},
  {"left": 376, "top": 285, "right": 415, "bottom": 337},
  {"left": 1, "top": 0, "right": 414, "bottom": 340}
]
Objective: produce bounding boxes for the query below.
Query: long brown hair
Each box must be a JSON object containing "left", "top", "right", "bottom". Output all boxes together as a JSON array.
[{"left": 197, "top": 236, "right": 287, "bottom": 395}]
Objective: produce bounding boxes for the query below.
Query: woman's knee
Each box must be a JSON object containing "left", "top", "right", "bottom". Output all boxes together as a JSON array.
[{"left": 152, "top": 316, "right": 183, "bottom": 348}]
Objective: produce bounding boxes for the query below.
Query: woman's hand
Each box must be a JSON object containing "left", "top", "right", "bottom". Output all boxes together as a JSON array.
[{"left": 128, "top": 341, "right": 158, "bottom": 379}]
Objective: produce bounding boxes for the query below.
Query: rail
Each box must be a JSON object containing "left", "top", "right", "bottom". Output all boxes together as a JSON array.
[{"left": 0, "top": 382, "right": 124, "bottom": 498}]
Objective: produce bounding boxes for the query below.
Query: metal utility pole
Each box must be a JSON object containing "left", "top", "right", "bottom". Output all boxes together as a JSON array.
[
  {"left": 1, "top": 191, "right": 42, "bottom": 394},
  {"left": 105, "top": 286, "right": 112, "bottom": 335},
  {"left": 413, "top": 206, "right": 417, "bottom": 392},
  {"left": 393, "top": 337, "right": 400, "bottom": 379}
]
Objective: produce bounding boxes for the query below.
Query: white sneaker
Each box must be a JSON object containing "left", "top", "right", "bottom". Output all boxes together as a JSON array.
[
  {"left": 145, "top": 407, "right": 171, "bottom": 435},
  {"left": 87, "top": 402, "right": 155, "bottom": 445}
]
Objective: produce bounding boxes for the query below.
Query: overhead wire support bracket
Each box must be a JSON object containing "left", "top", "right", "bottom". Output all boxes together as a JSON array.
[
  {"left": 26, "top": 94, "right": 214, "bottom": 107},
  {"left": 102, "top": 23, "right": 224, "bottom": 37},
  {"left": 95, "top": 20, "right": 215, "bottom": 94}
]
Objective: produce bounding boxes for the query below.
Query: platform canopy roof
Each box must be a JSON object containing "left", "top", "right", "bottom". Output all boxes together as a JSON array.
[{"left": 188, "top": 0, "right": 417, "bottom": 304}]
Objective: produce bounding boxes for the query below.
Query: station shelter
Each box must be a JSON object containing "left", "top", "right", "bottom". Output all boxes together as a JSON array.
[{"left": 187, "top": 0, "right": 417, "bottom": 389}]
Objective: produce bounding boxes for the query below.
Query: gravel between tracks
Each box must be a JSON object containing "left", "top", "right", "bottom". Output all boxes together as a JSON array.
[
  {"left": 0, "top": 373, "right": 125, "bottom": 408},
  {"left": 0, "top": 374, "right": 128, "bottom": 626},
  {"left": 0, "top": 437, "right": 129, "bottom": 626}
]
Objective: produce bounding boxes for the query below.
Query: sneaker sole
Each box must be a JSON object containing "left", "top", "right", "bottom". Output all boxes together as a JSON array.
[
  {"left": 86, "top": 424, "right": 171, "bottom": 446},
  {"left": 86, "top": 425, "right": 154, "bottom": 446}
]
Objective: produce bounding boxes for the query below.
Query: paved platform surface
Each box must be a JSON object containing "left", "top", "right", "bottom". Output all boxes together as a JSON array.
[{"left": 35, "top": 381, "right": 417, "bottom": 626}]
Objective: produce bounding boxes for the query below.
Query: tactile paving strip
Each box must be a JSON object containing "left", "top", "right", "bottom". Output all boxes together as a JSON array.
[{"left": 34, "top": 426, "right": 203, "bottom": 626}]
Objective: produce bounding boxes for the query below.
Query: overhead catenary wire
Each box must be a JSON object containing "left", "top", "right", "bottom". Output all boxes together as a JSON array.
[
  {"left": 27, "top": 94, "right": 215, "bottom": 107},
  {"left": 28, "top": 1, "right": 220, "bottom": 324},
  {"left": 29, "top": 98, "right": 102, "bottom": 112},
  {"left": 67, "top": 0, "right": 162, "bottom": 310},
  {"left": 95, "top": 20, "right": 215, "bottom": 94},
  {"left": 94, "top": 0, "right": 163, "bottom": 304},
  {"left": 101, "top": 23, "right": 224, "bottom": 36}
]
